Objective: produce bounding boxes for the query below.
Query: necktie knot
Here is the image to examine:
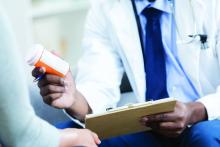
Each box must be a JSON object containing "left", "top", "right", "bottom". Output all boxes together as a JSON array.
[{"left": 142, "top": 7, "right": 162, "bottom": 21}]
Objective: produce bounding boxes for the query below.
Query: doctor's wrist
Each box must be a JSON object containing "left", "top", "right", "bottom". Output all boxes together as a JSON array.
[
  {"left": 65, "top": 90, "right": 92, "bottom": 121},
  {"left": 187, "top": 102, "right": 208, "bottom": 125}
]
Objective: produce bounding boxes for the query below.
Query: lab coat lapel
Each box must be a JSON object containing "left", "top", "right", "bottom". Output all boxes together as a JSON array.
[
  {"left": 109, "top": 0, "right": 146, "bottom": 101},
  {"left": 174, "top": 0, "right": 205, "bottom": 95}
]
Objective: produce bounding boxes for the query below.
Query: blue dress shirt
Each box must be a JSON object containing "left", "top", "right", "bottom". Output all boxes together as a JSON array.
[{"left": 135, "top": 0, "right": 199, "bottom": 102}]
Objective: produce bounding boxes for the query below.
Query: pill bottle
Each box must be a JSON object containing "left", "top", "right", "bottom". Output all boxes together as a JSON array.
[{"left": 26, "top": 44, "right": 69, "bottom": 77}]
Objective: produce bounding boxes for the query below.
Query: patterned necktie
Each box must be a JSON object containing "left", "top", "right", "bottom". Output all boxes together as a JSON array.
[{"left": 143, "top": 8, "right": 169, "bottom": 100}]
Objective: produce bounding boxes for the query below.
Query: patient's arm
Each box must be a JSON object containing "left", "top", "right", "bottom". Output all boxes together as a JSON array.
[{"left": 0, "top": 9, "right": 100, "bottom": 147}]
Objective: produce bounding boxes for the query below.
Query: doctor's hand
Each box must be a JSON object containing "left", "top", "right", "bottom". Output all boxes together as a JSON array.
[
  {"left": 59, "top": 128, "right": 101, "bottom": 147},
  {"left": 32, "top": 67, "right": 92, "bottom": 120},
  {"left": 140, "top": 101, "right": 207, "bottom": 138},
  {"left": 32, "top": 67, "right": 76, "bottom": 109}
]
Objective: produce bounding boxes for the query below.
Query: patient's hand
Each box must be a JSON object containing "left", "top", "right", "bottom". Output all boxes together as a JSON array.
[
  {"left": 59, "top": 128, "right": 101, "bottom": 147},
  {"left": 140, "top": 101, "right": 207, "bottom": 138}
]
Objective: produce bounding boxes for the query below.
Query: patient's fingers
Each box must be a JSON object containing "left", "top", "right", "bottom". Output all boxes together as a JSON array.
[{"left": 91, "top": 132, "right": 101, "bottom": 145}]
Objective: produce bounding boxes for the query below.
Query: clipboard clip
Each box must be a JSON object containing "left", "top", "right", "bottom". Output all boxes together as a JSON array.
[
  {"left": 106, "top": 107, "right": 113, "bottom": 111},
  {"left": 106, "top": 101, "right": 154, "bottom": 112}
]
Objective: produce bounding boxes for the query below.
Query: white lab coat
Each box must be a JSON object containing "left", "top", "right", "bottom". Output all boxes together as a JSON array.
[{"left": 75, "top": 0, "right": 220, "bottom": 120}]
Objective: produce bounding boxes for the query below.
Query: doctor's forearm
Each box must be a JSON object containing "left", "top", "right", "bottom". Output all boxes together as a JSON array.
[{"left": 65, "top": 90, "right": 92, "bottom": 121}]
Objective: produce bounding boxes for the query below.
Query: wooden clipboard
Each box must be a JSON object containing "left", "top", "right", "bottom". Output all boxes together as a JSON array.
[{"left": 85, "top": 98, "right": 176, "bottom": 139}]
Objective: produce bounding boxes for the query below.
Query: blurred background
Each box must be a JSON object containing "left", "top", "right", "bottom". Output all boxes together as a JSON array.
[
  {"left": 0, "top": 0, "right": 91, "bottom": 125},
  {"left": 1, "top": 0, "right": 134, "bottom": 126},
  {"left": 1, "top": 0, "right": 90, "bottom": 68}
]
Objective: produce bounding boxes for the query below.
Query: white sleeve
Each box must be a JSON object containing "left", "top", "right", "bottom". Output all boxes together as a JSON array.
[
  {"left": 75, "top": 1, "right": 124, "bottom": 114},
  {"left": 197, "top": 90, "right": 220, "bottom": 120},
  {"left": 0, "top": 9, "right": 60, "bottom": 147},
  {"left": 197, "top": 2, "right": 220, "bottom": 120}
]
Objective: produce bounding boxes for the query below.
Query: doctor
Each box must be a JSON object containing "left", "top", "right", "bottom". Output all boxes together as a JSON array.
[{"left": 33, "top": 0, "right": 220, "bottom": 146}]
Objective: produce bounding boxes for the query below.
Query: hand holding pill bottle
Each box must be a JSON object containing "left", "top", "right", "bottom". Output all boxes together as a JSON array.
[
  {"left": 27, "top": 44, "right": 79, "bottom": 110},
  {"left": 26, "top": 44, "right": 70, "bottom": 78},
  {"left": 28, "top": 45, "right": 89, "bottom": 119}
]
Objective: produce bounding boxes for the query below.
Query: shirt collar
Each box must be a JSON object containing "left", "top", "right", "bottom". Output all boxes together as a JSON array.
[{"left": 135, "top": 0, "right": 173, "bottom": 15}]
